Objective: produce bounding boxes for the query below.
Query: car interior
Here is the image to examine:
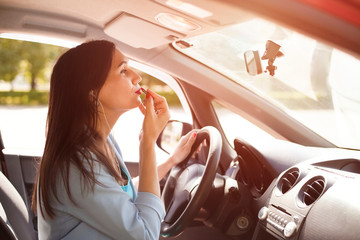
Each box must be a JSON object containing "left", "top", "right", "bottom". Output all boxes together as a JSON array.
[{"left": 0, "top": 0, "right": 360, "bottom": 240}]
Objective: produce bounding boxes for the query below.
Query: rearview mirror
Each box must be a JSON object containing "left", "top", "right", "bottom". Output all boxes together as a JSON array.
[
  {"left": 244, "top": 50, "right": 263, "bottom": 75},
  {"left": 156, "top": 120, "right": 193, "bottom": 154}
]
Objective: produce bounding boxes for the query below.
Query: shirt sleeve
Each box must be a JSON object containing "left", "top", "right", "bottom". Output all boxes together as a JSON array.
[{"left": 55, "top": 162, "right": 166, "bottom": 240}]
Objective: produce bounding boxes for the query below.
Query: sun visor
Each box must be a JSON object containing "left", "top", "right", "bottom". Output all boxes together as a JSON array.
[{"left": 105, "top": 12, "right": 185, "bottom": 49}]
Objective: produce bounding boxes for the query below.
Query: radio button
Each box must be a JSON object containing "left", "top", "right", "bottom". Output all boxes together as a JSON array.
[
  {"left": 293, "top": 215, "right": 300, "bottom": 224},
  {"left": 258, "top": 207, "right": 269, "bottom": 220},
  {"left": 284, "top": 221, "right": 297, "bottom": 238}
]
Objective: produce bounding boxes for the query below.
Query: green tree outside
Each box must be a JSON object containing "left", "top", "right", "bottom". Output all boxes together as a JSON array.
[
  {"left": 0, "top": 38, "right": 180, "bottom": 106},
  {"left": 0, "top": 38, "right": 64, "bottom": 91},
  {"left": 20, "top": 41, "right": 63, "bottom": 90},
  {"left": 0, "top": 39, "right": 23, "bottom": 90}
]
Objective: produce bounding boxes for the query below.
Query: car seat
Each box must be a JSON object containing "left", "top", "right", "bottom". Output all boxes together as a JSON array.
[{"left": 0, "top": 170, "right": 36, "bottom": 240}]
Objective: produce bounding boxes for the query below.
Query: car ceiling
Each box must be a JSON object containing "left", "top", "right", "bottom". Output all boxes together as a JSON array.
[
  {"left": 0, "top": 0, "right": 359, "bottom": 57},
  {"left": 0, "top": 0, "right": 253, "bottom": 49}
]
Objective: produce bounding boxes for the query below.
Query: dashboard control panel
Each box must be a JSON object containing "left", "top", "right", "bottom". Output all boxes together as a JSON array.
[{"left": 256, "top": 206, "right": 303, "bottom": 239}]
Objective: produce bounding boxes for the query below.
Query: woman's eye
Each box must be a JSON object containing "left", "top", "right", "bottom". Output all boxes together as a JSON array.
[{"left": 120, "top": 69, "right": 127, "bottom": 75}]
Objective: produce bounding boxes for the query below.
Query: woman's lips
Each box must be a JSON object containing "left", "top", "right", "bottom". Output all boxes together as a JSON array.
[{"left": 136, "top": 88, "right": 147, "bottom": 95}]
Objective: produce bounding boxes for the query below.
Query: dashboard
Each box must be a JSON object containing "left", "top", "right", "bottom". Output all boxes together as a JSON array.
[{"left": 226, "top": 138, "right": 360, "bottom": 240}]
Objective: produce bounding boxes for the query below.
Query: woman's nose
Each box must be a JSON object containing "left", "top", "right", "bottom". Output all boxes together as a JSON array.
[{"left": 131, "top": 70, "right": 142, "bottom": 85}]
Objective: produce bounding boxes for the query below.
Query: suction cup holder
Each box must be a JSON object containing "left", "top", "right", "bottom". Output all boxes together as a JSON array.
[
  {"left": 244, "top": 40, "right": 284, "bottom": 77},
  {"left": 261, "top": 40, "right": 284, "bottom": 76}
]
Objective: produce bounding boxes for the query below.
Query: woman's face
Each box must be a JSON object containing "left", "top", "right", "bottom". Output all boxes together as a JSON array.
[{"left": 98, "top": 49, "right": 142, "bottom": 113}]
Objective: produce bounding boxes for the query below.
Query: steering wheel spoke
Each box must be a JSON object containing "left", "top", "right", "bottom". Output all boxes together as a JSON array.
[
  {"left": 165, "top": 164, "right": 205, "bottom": 222},
  {"left": 164, "top": 190, "right": 190, "bottom": 223}
]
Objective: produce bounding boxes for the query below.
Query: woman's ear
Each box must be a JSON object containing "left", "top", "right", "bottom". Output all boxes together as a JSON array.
[
  {"left": 89, "top": 90, "right": 100, "bottom": 106},
  {"left": 89, "top": 90, "right": 96, "bottom": 98}
]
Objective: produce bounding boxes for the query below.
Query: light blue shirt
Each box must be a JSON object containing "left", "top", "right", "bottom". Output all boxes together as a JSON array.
[
  {"left": 119, "top": 168, "right": 134, "bottom": 199},
  {"left": 37, "top": 136, "right": 165, "bottom": 240}
]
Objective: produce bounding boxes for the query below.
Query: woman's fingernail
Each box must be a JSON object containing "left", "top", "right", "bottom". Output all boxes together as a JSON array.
[
  {"left": 146, "top": 92, "right": 151, "bottom": 98},
  {"left": 192, "top": 132, "right": 197, "bottom": 138}
]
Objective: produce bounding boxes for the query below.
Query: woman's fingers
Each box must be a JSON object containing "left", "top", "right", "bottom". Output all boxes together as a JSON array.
[
  {"left": 138, "top": 102, "right": 146, "bottom": 115},
  {"left": 194, "top": 140, "right": 206, "bottom": 155},
  {"left": 146, "top": 89, "right": 161, "bottom": 101},
  {"left": 169, "top": 130, "right": 199, "bottom": 165},
  {"left": 144, "top": 92, "right": 155, "bottom": 116},
  {"left": 141, "top": 89, "right": 167, "bottom": 113},
  {"left": 186, "top": 131, "right": 198, "bottom": 144},
  {"left": 183, "top": 130, "right": 204, "bottom": 157},
  {"left": 146, "top": 89, "right": 168, "bottom": 112},
  {"left": 140, "top": 89, "right": 170, "bottom": 143}
]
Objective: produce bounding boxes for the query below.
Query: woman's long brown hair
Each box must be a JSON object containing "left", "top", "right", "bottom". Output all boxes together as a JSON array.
[{"left": 32, "top": 40, "right": 125, "bottom": 218}]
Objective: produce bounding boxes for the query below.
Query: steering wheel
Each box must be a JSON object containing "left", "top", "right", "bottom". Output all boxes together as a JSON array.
[{"left": 161, "top": 126, "right": 222, "bottom": 237}]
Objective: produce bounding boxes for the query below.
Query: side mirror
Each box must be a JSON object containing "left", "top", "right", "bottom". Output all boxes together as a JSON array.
[
  {"left": 244, "top": 50, "right": 263, "bottom": 75},
  {"left": 156, "top": 120, "right": 193, "bottom": 154}
]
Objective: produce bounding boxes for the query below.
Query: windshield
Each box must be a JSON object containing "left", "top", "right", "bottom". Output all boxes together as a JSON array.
[{"left": 177, "top": 18, "right": 360, "bottom": 150}]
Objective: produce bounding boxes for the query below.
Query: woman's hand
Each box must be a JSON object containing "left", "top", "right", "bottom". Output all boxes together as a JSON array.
[
  {"left": 137, "top": 89, "right": 170, "bottom": 197},
  {"left": 138, "top": 89, "right": 170, "bottom": 143},
  {"left": 156, "top": 129, "right": 201, "bottom": 180},
  {"left": 169, "top": 129, "right": 199, "bottom": 166}
]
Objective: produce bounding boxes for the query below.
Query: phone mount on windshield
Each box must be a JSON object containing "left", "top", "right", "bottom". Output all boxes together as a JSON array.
[
  {"left": 261, "top": 40, "right": 284, "bottom": 76},
  {"left": 244, "top": 40, "right": 284, "bottom": 76}
]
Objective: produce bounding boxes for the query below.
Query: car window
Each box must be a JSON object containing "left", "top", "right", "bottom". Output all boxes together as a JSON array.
[
  {"left": 0, "top": 39, "right": 192, "bottom": 163},
  {"left": 212, "top": 101, "right": 274, "bottom": 147},
  {"left": 0, "top": 38, "right": 62, "bottom": 154}
]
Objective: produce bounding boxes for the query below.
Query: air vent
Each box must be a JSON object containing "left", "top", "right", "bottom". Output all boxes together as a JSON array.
[
  {"left": 278, "top": 168, "right": 299, "bottom": 194},
  {"left": 301, "top": 177, "right": 325, "bottom": 206}
]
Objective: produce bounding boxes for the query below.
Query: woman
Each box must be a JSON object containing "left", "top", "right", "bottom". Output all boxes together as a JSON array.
[{"left": 32, "top": 40, "right": 198, "bottom": 240}]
